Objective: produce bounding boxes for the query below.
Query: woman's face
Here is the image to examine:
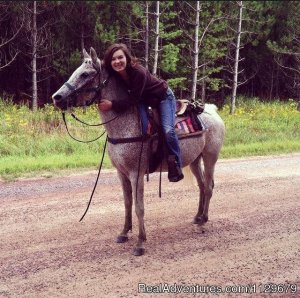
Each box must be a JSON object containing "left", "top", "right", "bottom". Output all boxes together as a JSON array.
[{"left": 111, "top": 49, "right": 127, "bottom": 74}]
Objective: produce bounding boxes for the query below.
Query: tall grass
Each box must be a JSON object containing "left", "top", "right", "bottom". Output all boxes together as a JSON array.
[
  {"left": 219, "top": 97, "right": 300, "bottom": 158},
  {"left": 0, "top": 97, "right": 299, "bottom": 179},
  {"left": 0, "top": 100, "right": 109, "bottom": 179}
]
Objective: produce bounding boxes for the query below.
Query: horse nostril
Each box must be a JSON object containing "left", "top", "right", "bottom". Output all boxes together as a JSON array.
[{"left": 53, "top": 94, "right": 62, "bottom": 101}]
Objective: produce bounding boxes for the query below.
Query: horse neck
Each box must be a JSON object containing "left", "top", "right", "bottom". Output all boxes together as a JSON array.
[
  {"left": 99, "top": 107, "right": 141, "bottom": 139},
  {"left": 98, "top": 69, "right": 142, "bottom": 139}
]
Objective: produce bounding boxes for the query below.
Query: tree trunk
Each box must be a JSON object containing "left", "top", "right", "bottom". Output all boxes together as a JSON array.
[
  {"left": 80, "top": 4, "right": 85, "bottom": 52},
  {"left": 191, "top": 1, "right": 200, "bottom": 102},
  {"left": 230, "top": 1, "right": 243, "bottom": 114},
  {"left": 201, "top": 64, "right": 206, "bottom": 103},
  {"left": 152, "top": 1, "right": 160, "bottom": 76},
  {"left": 32, "top": 0, "right": 38, "bottom": 111},
  {"left": 144, "top": 1, "right": 149, "bottom": 69}
]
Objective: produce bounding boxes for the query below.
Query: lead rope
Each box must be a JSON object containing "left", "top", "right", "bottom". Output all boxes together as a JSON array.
[
  {"left": 79, "top": 134, "right": 108, "bottom": 222},
  {"left": 70, "top": 112, "right": 120, "bottom": 126},
  {"left": 159, "top": 159, "right": 163, "bottom": 198},
  {"left": 62, "top": 112, "right": 106, "bottom": 143}
]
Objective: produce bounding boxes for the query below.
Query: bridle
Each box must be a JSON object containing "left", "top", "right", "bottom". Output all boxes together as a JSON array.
[
  {"left": 61, "top": 62, "right": 119, "bottom": 143},
  {"left": 63, "top": 62, "right": 108, "bottom": 108}
]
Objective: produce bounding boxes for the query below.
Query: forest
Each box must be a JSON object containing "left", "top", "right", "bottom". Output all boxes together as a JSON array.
[{"left": 0, "top": 1, "right": 299, "bottom": 110}]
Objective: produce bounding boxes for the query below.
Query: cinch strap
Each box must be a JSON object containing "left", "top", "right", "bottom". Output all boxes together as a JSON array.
[{"left": 107, "top": 135, "right": 150, "bottom": 145}]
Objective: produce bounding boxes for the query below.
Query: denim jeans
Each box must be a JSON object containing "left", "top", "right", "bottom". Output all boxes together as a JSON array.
[{"left": 159, "top": 87, "right": 182, "bottom": 167}]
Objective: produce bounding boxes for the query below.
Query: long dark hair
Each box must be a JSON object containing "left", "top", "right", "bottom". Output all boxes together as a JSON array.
[{"left": 103, "top": 43, "right": 139, "bottom": 75}]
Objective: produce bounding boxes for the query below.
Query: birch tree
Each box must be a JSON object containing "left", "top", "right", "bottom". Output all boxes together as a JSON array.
[
  {"left": 21, "top": 1, "right": 57, "bottom": 110},
  {"left": 230, "top": 1, "right": 243, "bottom": 114},
  {"left": 177, "top": 1, "right": 226, "bottom": 102},
  {"left": 144, "top": 1, "right": 150, "bottom": 69},
  {"left": 191, "top": 1, "right": 200, "bottom": 102},
  {"left": 152, "top": 1, "right": 160, "bottom": 76},
  {"left": 31, "top": 1, "right": 38, "bottom": 110}
]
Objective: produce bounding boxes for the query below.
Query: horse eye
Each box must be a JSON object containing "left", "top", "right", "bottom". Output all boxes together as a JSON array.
[{"left": 81, "top": 72, "right": 89, "bottom": 78}]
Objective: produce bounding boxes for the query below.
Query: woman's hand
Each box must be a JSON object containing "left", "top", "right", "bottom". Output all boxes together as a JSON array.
[{"left": 98, "top": 99, "right": 112, "bottom": 111}]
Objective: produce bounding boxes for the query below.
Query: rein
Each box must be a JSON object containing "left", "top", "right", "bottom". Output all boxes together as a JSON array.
[
  {"left": 79, "top": 134, "right": 108, "bottom": 222},
  {"left": 62, "top": 110, "right": 122, "bottom": 144},
  {"left": 70, "top": 111, "right": 120, "bottom": 126},
  {"left": 62, "top": 112, "right": 106, "bottom": 143}
]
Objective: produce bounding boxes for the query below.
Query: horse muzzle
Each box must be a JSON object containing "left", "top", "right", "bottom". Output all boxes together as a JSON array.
[{"left": 52, "top": 93, "right": 70, "bottom": 111}]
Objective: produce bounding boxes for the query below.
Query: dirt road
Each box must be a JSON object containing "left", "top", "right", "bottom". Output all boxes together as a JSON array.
[{"left": 0, "top": 154, "right": 299, "bottom": 298}]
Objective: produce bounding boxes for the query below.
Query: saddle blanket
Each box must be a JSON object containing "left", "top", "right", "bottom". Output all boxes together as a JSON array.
[
  {"left": 139, "top": 102, "right": 208, "bottom": 138},
  {"left": 175, "top": 113, "right": 208, "bottom": 137}
]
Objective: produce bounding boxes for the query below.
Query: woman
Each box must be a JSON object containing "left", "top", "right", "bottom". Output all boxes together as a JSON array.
[{"left": 99, "top": 43, "right": 183, "bottom": 182}]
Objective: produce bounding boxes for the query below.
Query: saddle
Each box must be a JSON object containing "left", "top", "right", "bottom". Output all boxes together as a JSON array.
[
  {"left": 175, "top": 100, "right": 207, "bottom": 137},
  {"left": 139, "top": 100, "right": 208, "bottom": 173}
]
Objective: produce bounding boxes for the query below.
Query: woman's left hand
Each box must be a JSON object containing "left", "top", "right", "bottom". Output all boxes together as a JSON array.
[{"left": 98, "top": 99, "right": 112, "bottom": 111}]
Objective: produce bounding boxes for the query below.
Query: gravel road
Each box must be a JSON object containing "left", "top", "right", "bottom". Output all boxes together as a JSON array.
[{"left": 0, "top": 154, "right": 299, "bottom": 298}]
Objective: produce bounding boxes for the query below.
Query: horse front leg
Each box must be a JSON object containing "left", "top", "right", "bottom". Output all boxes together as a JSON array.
[
  {"left": 131, "top": 173, "right": 146, "bottom": 256},
  {"left": 116, "top": 171, "right": 133, "bottom": 243}
]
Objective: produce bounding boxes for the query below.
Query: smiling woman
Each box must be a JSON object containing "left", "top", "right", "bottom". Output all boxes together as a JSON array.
[
  {"left": 111, "top": 50, "right": 128, "bottom": 75},
  {"left": 101, "top": 43, "right": 184, "bottom": 182}
]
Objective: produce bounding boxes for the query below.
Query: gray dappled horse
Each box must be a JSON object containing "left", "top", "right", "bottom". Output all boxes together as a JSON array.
[{"left": 52, "top": 48, "right": 225, "bottom": 256}]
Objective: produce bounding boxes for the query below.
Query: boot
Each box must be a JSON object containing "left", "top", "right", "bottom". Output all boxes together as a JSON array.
[{"left": 167, "top": 155, "right": 184, "bottom": 182}]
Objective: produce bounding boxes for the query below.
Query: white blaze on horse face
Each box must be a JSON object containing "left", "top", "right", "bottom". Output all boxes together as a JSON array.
[
  {"left": 111, "top": 49, "right": 127, "bottom": 74},
  {"left": 52, "top": 58, "right": 97, "bottom": 101}
]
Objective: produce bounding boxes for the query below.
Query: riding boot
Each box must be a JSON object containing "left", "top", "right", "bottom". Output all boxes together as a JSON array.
[{"left": 167, "top": 155, "right": 184, "bottom": 182}]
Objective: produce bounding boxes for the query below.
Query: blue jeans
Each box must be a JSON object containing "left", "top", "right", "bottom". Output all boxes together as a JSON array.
[{"left": 159, "top": 88, "right": 182, "bottom": 167}]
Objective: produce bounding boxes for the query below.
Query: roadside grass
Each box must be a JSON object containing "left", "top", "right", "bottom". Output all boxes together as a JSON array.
[
  {"left": 0, "top": 97, "right": 299, "bottom": 180},
  {"left": 219, "top": 98, "right": 300, "bottom": 158}
]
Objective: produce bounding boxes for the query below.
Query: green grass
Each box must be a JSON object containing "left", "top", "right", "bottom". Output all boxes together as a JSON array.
[
  {"left": 0, "top": 97, "right": 299, "bottom": 180},
  {"left": 219, "top": 97, "right": 300, "bottom": 158}
]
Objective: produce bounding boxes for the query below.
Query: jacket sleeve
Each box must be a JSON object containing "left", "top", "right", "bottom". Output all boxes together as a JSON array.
[{"left": 111, "top": 97, "right": 134, "bottom": 113}]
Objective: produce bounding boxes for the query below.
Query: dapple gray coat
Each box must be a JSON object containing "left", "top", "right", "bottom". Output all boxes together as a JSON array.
[{"left": 52, "top": 48, "right": 225, "bottom": 256}]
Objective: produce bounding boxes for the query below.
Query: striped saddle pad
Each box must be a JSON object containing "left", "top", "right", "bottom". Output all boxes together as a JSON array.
[{"left": 175, "top": 113, "right": 207, "bottom": 137}]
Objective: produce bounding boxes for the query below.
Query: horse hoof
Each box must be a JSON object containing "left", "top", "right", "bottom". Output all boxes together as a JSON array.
[
  {"left": 193, "top": 216, "right": 208, "bottom": 225},
  {"left": 133, "top": 247, "right": 145, "bottom": 256},
  {"left": 116, "top": 235, "right": 128, "bottom": 243}
]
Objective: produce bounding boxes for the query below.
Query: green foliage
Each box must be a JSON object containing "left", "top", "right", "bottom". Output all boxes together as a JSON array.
[
  {"left": 0, "top": 1, "right": 299, "bottom": 108},
  {"left": 1, "top": 98, "right": 299, "bottom": 179},
  {"left": 161, "top": 44, "right": 180, "bottom": 73},
  {"left": 0, "top": 99, "right": 110, "bottom": 179},
  {"left": 219, "top": 97, "right": 300, "bottom": 158},
  {"left": 167, "top": 77, "right": 187, "bottom": 91},
  {"left": 95, "top": 17, "right": 119, "bottom": 44},
  {"left": 69, "top": 49, "right": 82, "bottom": 70}
]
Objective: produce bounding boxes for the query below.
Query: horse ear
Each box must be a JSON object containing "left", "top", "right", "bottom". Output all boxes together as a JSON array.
[
  {"left": 83, "top": 48, "right": 90, "bottom": 59},
  {"left": 90, "top": 47, "right": 98, "bottom": 64}
]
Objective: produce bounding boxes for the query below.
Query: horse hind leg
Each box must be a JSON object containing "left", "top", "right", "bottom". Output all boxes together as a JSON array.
[
  {"left": 116, "top": 171, "right": 133, "bottom": 243},
  {"left": 189, "top": 155, "right": 207, "bottom": 225},
  {"left": 199, "top": 153, "right": 217, "bottom": 225}
]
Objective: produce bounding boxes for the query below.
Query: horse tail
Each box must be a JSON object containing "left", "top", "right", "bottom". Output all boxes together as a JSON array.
[{"left": 182, "top": 166, "right": 196, "bottom": 186}]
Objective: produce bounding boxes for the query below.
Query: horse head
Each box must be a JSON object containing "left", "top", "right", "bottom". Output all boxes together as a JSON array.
[{"left": 52, "top": 48, "right": 103, "bottom": 110}]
